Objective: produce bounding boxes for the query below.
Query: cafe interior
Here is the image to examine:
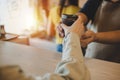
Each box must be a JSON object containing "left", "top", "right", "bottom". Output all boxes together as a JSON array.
[{"left": 0, "top": 0, "right": 120, "bottom": 80}]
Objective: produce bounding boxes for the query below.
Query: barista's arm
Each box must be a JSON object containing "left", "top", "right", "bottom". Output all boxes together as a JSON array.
[
  {"left": 81, "top": 30, "right": 120, "bottom": 47},
  {"left": 95, "top": 30, "right": 120, "bottom": 44},
  {"left": 77, "top": 0, "right": 102, "bottom": 23}
]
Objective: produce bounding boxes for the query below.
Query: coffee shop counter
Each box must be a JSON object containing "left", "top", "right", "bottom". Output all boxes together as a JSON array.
[{"left": 0, "top": 41, "right": 120, "bottom": 80}]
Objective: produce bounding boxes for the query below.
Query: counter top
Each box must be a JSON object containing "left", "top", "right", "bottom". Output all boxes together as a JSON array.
[{"left": 0, "top": 41, "right": 120, "bottom": 80}]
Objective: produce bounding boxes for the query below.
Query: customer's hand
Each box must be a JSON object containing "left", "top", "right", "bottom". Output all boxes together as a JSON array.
[
  {"left": 60, "top": 16, "right": 85, "bottom": 37},
  {"left": 57, "top": 23, "right": 65, "bottom": 38},
  {"left": 80, "top": 30, "right": 97, "bottom": 48},
  {"left": 57, "top": 16, "right": 84, "bottom": 38}
]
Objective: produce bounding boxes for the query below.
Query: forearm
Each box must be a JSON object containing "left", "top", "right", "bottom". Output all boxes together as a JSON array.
[
  {"left": 54, "top": 32, "right": 90, "bottom": 80},
  {"left": 34, "top": 32, "right": 90, "bottom": 80},
  {"left": 95, "top": 30, "right": 120, "bottom": 44},
  {"left": 62, "top": 33, "right": 84, "bottom": 60},
  {"left": 79, "top": 0, "right": 102, "bottom": 21}
]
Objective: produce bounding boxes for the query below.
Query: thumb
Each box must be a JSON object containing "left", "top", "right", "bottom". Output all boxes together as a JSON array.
[
  {"left": 60, "top": 23, "right": 69, "bottom": 31},
  {"left": 75, "top": 16, "right": 83, "bottom": 24}
]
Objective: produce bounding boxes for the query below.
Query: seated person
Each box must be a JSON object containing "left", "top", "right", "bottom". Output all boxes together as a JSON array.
[
  {"left": 0, "top": 16, "right": 90, "bottom": 80},
  {"left": 47, "top": 0, "right": 80, "bottom": 52}
]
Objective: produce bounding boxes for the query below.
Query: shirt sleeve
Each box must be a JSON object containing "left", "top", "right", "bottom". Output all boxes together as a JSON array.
[
  {"left": 80, "top": 0, "right": 102, "bottom": 21},
  {"left": 39, "top": 32, "right": 90, "bottom": 80}
]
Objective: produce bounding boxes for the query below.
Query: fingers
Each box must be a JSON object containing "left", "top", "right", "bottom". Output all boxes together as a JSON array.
[
  {"left": 60, "top": 23, "right": 69, "bottom": 30},
  {"left": 59, "top": 31, "right": 65, "bottom": 38},
  {"left": 70, "top": 16, "right": 85, "bottom": 35},
  {"left": 57, "top": 24, "right": 65, "bottom": 38},
  {"left": 76, "top": 16, "right": 83, "bottom": 24},
  {"left": 71, "top": 22, "right": 85, "bottom": 37},
  {"left": 81, "top": 33, "right": 91, "bottom": 39},
  {"left": 80, "top": 37, "right": 93, "bottom": 48},
  {"left": 57, "top": 24, "right": 63, "bottom": 32},
  {"left": 72, "top": 16, "right": 83, "bottom": 27},
  {"left": 81, "top": 30, "right": 93, "bottom": 39},
  {"left": 80, "top": 30, "right": 95, "bottom": 47},
  {"left": 57, "top": 16, "right": 85, "bottom": 38}
]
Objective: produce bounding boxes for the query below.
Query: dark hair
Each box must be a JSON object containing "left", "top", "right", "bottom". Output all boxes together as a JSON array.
[
  {"left": 68, "top": 0, "right": 79, "bottom": 6},
  {"left": 59, "top": 0, "right": 79, "bottom": 16}
]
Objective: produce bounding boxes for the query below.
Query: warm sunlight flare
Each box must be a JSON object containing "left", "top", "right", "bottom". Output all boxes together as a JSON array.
[{"left": 25, "top": 8, "right": 36, "bottom": 31}]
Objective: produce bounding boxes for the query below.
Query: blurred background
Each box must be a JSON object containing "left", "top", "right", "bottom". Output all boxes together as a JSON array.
[{"left": 0, "top": 0, "right": 86, "bottom": 35}]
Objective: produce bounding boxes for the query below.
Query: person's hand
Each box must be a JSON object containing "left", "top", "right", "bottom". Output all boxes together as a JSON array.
[
  {"left": 57, "top": 23, "right": 65, "bottom": 38},
  {"left": 57, "top": 16, "right": 85, "bottom": 38},
  {"left": 60, "top": 16, "right": 85, "bottom": 37},
  {"left": 80, "top": 30, "right": 97, "bottom": 48}
]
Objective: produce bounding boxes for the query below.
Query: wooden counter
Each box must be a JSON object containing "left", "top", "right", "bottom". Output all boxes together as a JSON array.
[{"left": 0, "top": 41, "right": 120, "bottom": 80}]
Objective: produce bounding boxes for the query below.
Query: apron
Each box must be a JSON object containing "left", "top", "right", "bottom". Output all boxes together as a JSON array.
[{"left": 85, "top": 0, "right": 120, "bottom": 63}]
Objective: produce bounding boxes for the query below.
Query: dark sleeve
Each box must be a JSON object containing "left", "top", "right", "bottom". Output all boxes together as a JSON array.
[{"left": 80, "top": 0, "right": 103, "bottom": 21}]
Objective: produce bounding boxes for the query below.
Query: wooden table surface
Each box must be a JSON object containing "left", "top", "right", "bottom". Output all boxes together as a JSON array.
[{"left": 0, "top": 41, "right": 120, "bottom": 80}]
